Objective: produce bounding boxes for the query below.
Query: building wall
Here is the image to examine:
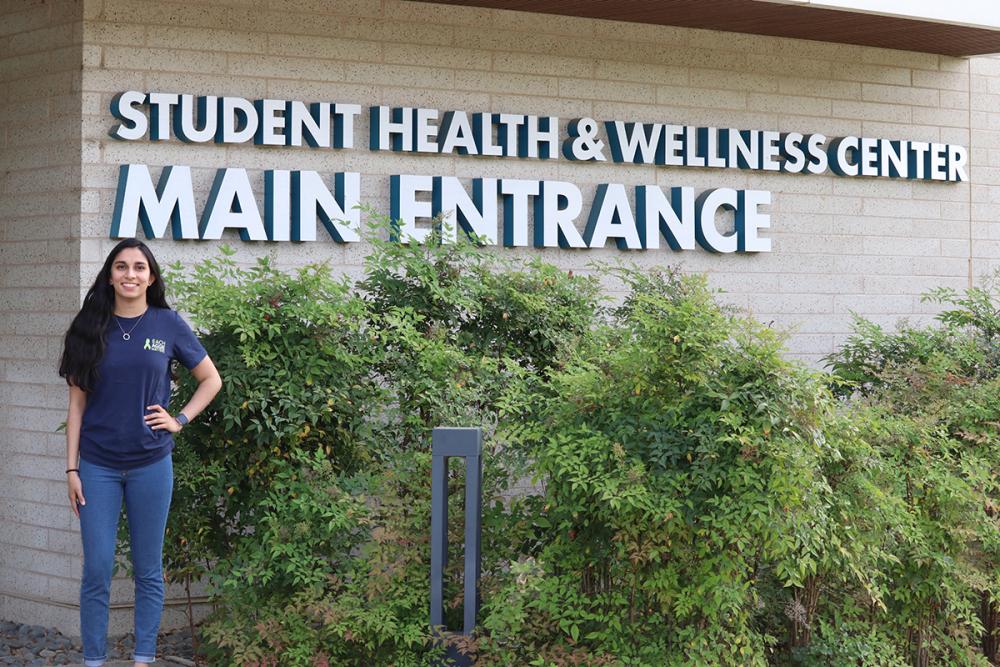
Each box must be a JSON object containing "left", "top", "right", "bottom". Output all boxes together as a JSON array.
[
  {"left": 0, "top": 0, "right": 85, "bottom": 629},
  {"left": 78, "top": 0, "right": 994, "bottom": 363},
  {"left": 971, "top": 56, "right": 1000, "bottom": 281},
  {"left": 3, "top": 0, "right": 1000, "bottom": 636}
]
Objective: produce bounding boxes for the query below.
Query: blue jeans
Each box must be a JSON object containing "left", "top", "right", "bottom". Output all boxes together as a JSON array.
[{"left": 78, "top": 454, "right": 173, "bottom": 666}]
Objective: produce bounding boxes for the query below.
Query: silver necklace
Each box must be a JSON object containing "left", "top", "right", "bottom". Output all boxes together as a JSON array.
[{"left": 114, "top": 308, "right": 148, "bottom": 341}]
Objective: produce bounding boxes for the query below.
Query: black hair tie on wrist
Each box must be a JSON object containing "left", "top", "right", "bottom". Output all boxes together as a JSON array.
[{"left": 66, "top": 468, "right": 80, "bottom": 474}]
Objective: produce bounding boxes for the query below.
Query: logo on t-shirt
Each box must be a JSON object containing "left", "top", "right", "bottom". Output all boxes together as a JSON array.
[{"left": 144, "top": 337, "right": 166, "bottom": 354}]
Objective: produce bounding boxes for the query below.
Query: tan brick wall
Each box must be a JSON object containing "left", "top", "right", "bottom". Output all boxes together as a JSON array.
[
  {"left": 0, "top": 0, "right": 84, "bottom": 630},
  {"left": 971, "top": 55, "right": 1000, "bottom": 281},
  {"left": 76, "top": 0, "right": 990, "bottom": 368},
  {"left": 5, "top": 0, "right": 1000, "bottom": 636}
]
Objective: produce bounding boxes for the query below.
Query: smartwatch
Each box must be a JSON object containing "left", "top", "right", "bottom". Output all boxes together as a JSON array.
[{"left": 175, "top": 413, "right": 190, "bottom": 427}]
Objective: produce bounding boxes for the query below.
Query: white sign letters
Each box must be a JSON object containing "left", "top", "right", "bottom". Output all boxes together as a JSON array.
[{"left": 108, "top": 90, "right": 970, "bottom": 254}]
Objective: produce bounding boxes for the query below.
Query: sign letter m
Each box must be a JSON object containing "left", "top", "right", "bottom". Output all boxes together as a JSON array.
[{"left": 111, "top": 164, "right": 199, "bottom": 239}]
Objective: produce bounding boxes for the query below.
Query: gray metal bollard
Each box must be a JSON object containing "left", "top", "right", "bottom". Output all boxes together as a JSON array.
[{"left": 430, "top": 427, "right": 483, "bottom": 662}]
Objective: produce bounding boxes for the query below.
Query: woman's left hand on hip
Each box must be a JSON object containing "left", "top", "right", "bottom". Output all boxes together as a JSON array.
[{"left": 144, "top": 404, "right": 182, "bottom": 433}]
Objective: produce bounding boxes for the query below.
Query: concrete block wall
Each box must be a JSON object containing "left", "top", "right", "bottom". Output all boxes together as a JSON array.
[
  {"left": 971, "top": 55, "right": 1000, "bottom": 280},
  {"left": 3, "top": 0, "right": 1000, "bottom": 636},
  {"left": 76, "top": 0, "right": 988, "bottom": 369},
  {"left": 0, "top": 0, "right": 85, "bottom": 629}
]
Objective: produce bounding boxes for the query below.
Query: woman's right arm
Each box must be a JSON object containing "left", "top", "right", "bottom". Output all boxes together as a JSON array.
[{"left": 67, "top": 386, "right": 87, "bottom": 517}]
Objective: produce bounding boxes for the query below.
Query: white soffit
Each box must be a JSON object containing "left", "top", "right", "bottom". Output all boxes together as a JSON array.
[{"left": 760, "top": 0, "right": 1000, "bottom": 31}]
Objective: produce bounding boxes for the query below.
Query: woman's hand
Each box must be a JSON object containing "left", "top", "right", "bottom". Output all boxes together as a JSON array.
[
  {"left": 68, "top": 473, "right": 85, "bottom": 518},
  {"left": 144, "top": 404, "right": 182, "bottom": 433}
]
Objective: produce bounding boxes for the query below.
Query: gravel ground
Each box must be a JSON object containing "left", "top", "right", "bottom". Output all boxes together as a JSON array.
[{"left": 0, "top": 620, "right": 197, "bottom": 666}]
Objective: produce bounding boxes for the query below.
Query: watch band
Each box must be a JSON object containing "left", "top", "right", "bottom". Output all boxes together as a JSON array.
[{"left": 176, "top": 413, "right": 189, "bottom": 427}]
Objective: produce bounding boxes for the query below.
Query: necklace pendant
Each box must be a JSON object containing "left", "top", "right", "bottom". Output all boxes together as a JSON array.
[{"left": 114, "top": 308, "right": 147, "bottom": 341}]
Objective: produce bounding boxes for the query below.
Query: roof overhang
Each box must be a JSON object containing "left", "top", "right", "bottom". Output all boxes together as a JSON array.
[{"left": 418, "top": 0, "right": 1000, "bottom": 56}]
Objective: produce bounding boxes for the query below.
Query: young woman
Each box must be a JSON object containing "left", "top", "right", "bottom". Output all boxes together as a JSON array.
[{"left": 59, "top": 238, "right": 222, "bottom": 667}]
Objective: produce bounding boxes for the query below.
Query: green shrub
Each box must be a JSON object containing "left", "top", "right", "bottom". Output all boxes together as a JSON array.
[
  {"left": 200, "top": 449, "right": 441, "bottom": 667},
  {"left": 469, "top": 269, "right": 890, "bottom": 666},
  {"left": 165, "top": 226, "right": 999, "bottom": 666},
  {"left": 826, "top": 272, "right": 1000, "bottom": 394},
  {"left": 168, "top": 218, "right": 602, "bottom": 665},
  {"left": 164, "top": 247, "right": 381, "bottom": 595},
  {"left": 825, "top": 276, "right": 1000, "bottom": 666}
]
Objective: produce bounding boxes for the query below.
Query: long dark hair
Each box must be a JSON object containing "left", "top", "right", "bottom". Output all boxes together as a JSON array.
[{"left": 59, "top": 239, "right": 170, "bottom": 391}]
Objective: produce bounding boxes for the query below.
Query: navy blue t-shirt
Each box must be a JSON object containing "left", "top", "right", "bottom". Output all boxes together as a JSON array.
[{"left": 80, "top": 307, "right": 207, "bottom": 470}]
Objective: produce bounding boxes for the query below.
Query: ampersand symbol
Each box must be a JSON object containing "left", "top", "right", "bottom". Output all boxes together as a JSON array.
[{"left": 562, "top": 118, "right": 606, "bottom": 161}]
